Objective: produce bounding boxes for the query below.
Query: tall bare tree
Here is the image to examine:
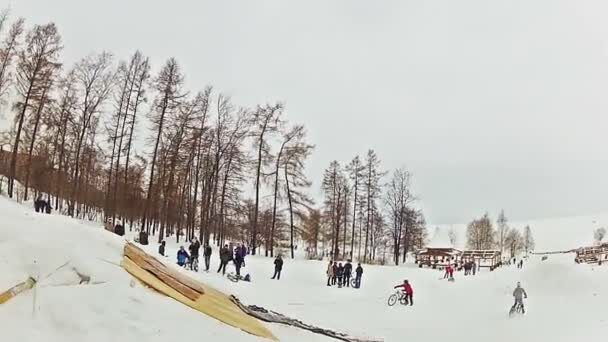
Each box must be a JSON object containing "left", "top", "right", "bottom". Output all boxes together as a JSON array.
[
  {"left": 523, "top": 225, "right": 534, "bottom": 255},
  {"left": 250, "top": 103, "right": 282, "bottom": 255},
  {"left": 362, "top": 149, "right": 383, "bottom": 262},
  {"left": 496, "top": 209, "right": 508, "bottom": 253},
  {"left": 9, "top": 23, "right": 62, "bottom": 198},
  {"left": 385, "top": 167, "right": 415, "bottom": 265},
  {"left": 466, "top": 213, "right": 495, "bottom": 250},
  {"left": 0, "top": 17, "right": 24, "bottom": 110}
]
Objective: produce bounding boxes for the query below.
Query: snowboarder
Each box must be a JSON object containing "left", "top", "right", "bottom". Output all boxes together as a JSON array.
[
  {"left": 158, "top": 240, "right": 166, "bottom": 256},
  {"left": 177, "top": 246, "right": 189, "bottom": 267},
  {"left": 344, "top": 261, "right": 353, "bottom": 287},
  {"left": 217, "top": 244, "right": 231, "bottom": 275},
  {"left": 203, "top": 243, "right": 212, "bottom": 271},
  {"left": 512, "top": 281, "right": 528, "bottom": 313},
  {"left": 337, "top": 263, "right": 345, "bottom": 288},
  {"left": 234, "top": 247, "right": 244, "bottom": 277},
  {"left": 355, "top": 263, "right": 363, "bottom": 288},
  {"left": 394, "top": 280, "right": 414, "bottom": 306},
  {"left": 272, "top": 255, "right": 283, "bottom": 280},
  {"left": 326, "top": 261, "right": 334, "bottom": 286},
  {"left": 188, "top": 238, "right": 201, "bottom": 270}
]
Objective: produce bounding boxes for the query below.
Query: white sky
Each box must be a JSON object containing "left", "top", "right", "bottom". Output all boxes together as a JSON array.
[{"left": 6, "top": 0, "right": 608, "bottom": 224}]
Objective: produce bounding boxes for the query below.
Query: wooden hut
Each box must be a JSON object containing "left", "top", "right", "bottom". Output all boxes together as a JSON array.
[
  {"left": 461, "top": 250, "right": 501, "bottom": 270},
  {"left": 575, "top": 243, "right": 608, "bottom": 264},
  {"left": 415, "top": 247, "right": 462, "bottom": 268}
]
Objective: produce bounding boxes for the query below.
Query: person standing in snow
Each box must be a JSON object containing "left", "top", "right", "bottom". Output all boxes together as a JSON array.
[
  {"left": 177, "top": 246, "right": 190, "bottom": 267},
  {"left": 234, "top": 247, "right": 244, "bottom": 277},
  {"left": 272, "top": 255, "right": 283, "bottom": 280},
  {"left": 337, "top": 263, "right": 345, "bottom": 288},
  {"left": 448, "top": 264, "right": 455, "bottom": 280},
  {"left": 332, "top": 262, "right": 338, "bottom": 285},
  {"left": 394, "top": 280, "right": 414, "bottom": 306},
  {"left": 355, "top": 263, "right": 363, "bottom": 288},
  {"left": 188, "top": 238, "right": 201, "bottom": 270},
  {"left": 240, "top": 244, "right": 247, "bottom": 267},
  {"left": 114, "top": 223, "right": 125, "bottom": 236},
  {"left": 343, "top": 261, "right": 353, "bottom": 288},
  {"left": 326, "top": 261, "right": 334, "bottom": 286},
  {"left": 158, "top": 240, "right": 166, "bottom": 256},
  {"left": 512, "top": 282, "right": 528, "bottom": 313},
  {"left": 472, "top": 261, "right": 477, "bottom": 275},
  {"left": 217, "top": 244, "right": 230, "bottom": 275},
  {"left": 203, "top": 243, "right": 212, "bottom": 271},
  {"left": 443, "top": 265, "right": 451, "bottom": 279}
]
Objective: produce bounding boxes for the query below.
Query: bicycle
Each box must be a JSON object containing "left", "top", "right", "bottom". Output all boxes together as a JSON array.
[
  {"left": 509, "top": 301, "right": 525, "bottom": 317},
  {"left": 185, "top": 256, "right": 199, "bottom": 272},
  {"left": 387, "top": 290, "right": 408, "bottom": 306}
]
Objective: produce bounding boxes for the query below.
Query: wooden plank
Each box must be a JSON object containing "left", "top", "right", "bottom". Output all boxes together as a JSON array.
[{"left": 0, "top": 277, "right": 36, "bottom": 305}]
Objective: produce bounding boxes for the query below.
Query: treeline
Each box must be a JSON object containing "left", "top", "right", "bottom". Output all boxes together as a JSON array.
[
  {"left": 0, "top": 11, "right": 427, "bottom": 264},
  {"left": 465, "top": 210, "right": 535, "bottom": 257},
  {"left": 306, "top": 150, "right": 428, "bottom": 265}
]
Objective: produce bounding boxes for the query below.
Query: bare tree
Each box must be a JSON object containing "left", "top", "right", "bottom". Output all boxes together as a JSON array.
[
  {"left": 385, "top": 167, "right": 415, "bottom": 265},
  {"left": 505, "top": 228, "right": 524, "bottom": 258},
  {"left": 9, "top": 23, "right": 62, "bottom": 198},
  {"left": 448, "top": 226, "right": 457, "bottom": 246},
  {"left": 466, "top": 213, "right": 495, "bottom": 250},
  {"left": 141, "top": 58, "right": 185, "bottom": 233},
  {"left": 0, "top": 17, "right": 24, "bottom": 109},
  {"left": 250, "top": 103, "right": 282, "bottom": 255},
  {"left": 496, "top": 209, "right": 508, "bottom": 253},
  {"left": 346, "top": 156, "right": 365, "bottom": 259},
  {"left": 362, "top": 149, "right": 383, "bottom": 262},
  {"left": 523, "top": 225, "right": 535, "bottom": 255}
]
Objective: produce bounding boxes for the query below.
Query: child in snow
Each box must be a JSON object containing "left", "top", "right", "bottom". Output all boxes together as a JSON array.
[
  {"left": 177, "top": 246, "right": 189, "bottom": 267},
  {"left": 394, "top": 280, "right": 414, "bottom": 306}
]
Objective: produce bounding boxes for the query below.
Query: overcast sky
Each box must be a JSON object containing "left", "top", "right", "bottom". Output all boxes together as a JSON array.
[{"left": 6, "top": 0, "right": 608, "bottom": 224}]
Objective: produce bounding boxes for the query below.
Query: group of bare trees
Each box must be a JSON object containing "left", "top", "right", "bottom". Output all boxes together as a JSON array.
[
  {"left": 311, "top": 150, "right": 427, "bottom": 265},
  {"left": 466, "top": 211, "right": 535, "bottom": 257},
  {"left": 0, "top": 11, "right": 316, "bottom": 258}
]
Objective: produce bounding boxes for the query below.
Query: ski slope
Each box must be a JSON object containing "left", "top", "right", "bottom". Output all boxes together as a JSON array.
[{"left": 1, "top": 196, "right": 608, "bottom": 342}]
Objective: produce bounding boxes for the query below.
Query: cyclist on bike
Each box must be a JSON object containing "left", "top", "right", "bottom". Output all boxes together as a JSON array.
[
  {"left": 512, "top": 281, "right": 528, "bottom": 313},
  {"left": 394, "top": 280, "right": 414, "bottom": 306},
  {"left": 188, "top": 238, "right": 201, "bottom": 271}
]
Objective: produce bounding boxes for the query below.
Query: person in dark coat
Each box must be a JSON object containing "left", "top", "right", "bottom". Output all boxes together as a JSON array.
[
  {"left": 337, "top": 263, "right": 345, "bottom": 288},
  {"left": 203, "top": 243, "right": 212, "bottom": 271},
  {"left": 234, "top": 247, "right": 244, "bottom": 277},
  {"left": 272, "top": 255, "right": 283, "bottom": 280},
  {"left": 139, "top": 230, "right": 149, "bottom": 245},
  {"left": 240, "top": 245, "right": 247, "bottom": 267},
  {"left": 217, "top": 244, "right": 230, "bottom": 275},
  {"left": 188, "top": 238, "right": 201, "bottom": 270},
  {"left": 332, "top": 262, "right": 338, "bottom": 285},
  {"left": 34, "top": 198, "right": 46, "bottom": 213},
  {"left": 158, "top": 241, "right": 166, "bottom": 256},
  {"left": 355, "top": 263, "right": 363, "bottom": 288},
  {"left": 343, "top": 261, "right": 353, "bottom": 287},
  {"left": 114, "top": 223, "right": 125, "bottom": 236}
]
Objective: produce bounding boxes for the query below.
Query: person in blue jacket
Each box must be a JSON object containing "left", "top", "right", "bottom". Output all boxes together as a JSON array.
[{"left": 177, "top": 246, "right": 190, "bottom": 267}]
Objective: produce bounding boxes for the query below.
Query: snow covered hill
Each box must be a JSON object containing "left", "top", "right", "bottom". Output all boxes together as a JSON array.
[{"left": 2, "top": 196, "right": 608, "bottom": 342}]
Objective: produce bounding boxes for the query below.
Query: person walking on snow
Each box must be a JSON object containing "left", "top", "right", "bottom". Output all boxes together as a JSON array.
[
  {"left": 272, "top": 255, "right": 283, "bottom": 280},
  {"left": 217, "top": 244, "right": 230, "bottom": 275},
  {"left": 447, "top": 264, "right": 455, "bottom": 280},
  {"left": 343, "top": 261, "right": 353, "bottom": 287},
  {"left": 158, "top": 240, "right": 166, "bottom": 256},
  {"left": 234, "top": 247, "right": 244, "bottom": 277},
  {"left": 177, "top": 246, "right": 190, "bottom": 267},
  {"left": 512, "top": 281, "right": 528, "bottom": 313},
  {"left": 332, "top": 262, "right": 338, "bottom": 285},
  {"left": 394, "top": 280, "right": 414, "bottom": 306},
  {"left": 188, "top": 238, "right": 201, "bottom": 270},
  {"left": 203, "top": 243, "right": 212, "bottom": 271},
  {"left": 326, "top": 261, "right": 334, "bottom": 286},
  {"left": 355, "top": 263, "right": 363, "bottom": 288}
]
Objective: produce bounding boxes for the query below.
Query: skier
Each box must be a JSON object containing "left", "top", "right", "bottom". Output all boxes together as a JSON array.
[
  {"left": 512, "top": 281, "right": 528, "bottom": 313},
  {"left": 177, "top": 246, "right": 189, "bottom": 267},
  {"left": 272, "top": 255, "right": 283, "bottom": 280},
  {"left": 355, "top": 263, "right": 363, "bottom": 288},
  {"left": 188, "top": 238, "right": 201, "bottom": 271},
  {"left": 158, "top": 240, "right": 166, "bottom": 256},
  {"left": 217, "top": 244, "right": 231, "bottom": 275},
  {"left": 326, "top": 261, "right": 334, "bottom": 286},
  {"left": 234, "top": 247, "right": 244, "bottom": 277},
  {"left": 337, "top": 263, "right": 345, "bottom": 288},
  {"left": 343, "top": 261, "right": 353, "bottom": 287},
  {"left": 394, "top": 280, "right": 414, "bottom": 306},
  {"left": 203, "top": 243, "right": 212, "bottom": 271}
]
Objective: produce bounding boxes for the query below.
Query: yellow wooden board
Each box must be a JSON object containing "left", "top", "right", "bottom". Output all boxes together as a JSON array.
[
  {"left": 121, "top": 257, "right": 277, "bottom": 340},
  {"left": 0, "top": 277, "right": 36, "bottom": 305}
]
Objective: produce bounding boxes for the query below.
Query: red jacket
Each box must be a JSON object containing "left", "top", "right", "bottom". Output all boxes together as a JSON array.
[{"left": 394, "top": 283, "right": 414, "bottom": 294}]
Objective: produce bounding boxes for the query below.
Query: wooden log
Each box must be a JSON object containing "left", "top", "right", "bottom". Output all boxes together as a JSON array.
[{"left": 0, "top": 277, "right": 37, "bottom": 305}]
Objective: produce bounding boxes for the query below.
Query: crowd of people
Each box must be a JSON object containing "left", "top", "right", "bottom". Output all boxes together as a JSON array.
[{"left": 326, "top": 260, "right": 363, "bottom": 288}]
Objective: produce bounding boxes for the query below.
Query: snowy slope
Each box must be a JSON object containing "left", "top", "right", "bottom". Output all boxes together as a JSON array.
[{"left": 2, "top": 196, "right": 608, "bottom": 342}]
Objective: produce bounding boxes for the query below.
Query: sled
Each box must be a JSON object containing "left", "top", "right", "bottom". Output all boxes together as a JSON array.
[
  {"left": 0, "top": 277, "right": 36, "bottom": 305},
  {"left": 121, "top": 243, "right": 276, "bottom": 340}
]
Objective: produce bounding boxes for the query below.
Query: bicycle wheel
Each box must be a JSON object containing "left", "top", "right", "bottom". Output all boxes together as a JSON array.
[
  {"left": 387, "top": 294, "right": 398, "bottom": 306},
  {"left": 351, "top": 278, "right": 357, "bottom": 287},
  {"left": 399, "top": 295, "right": 408, "bottom": 305}
]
